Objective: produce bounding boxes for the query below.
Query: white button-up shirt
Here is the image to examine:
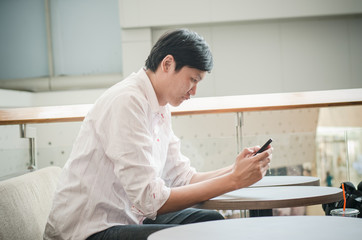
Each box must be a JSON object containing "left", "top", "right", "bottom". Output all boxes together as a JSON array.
[{"left": 44, "top": 68, "right": 196, "bottom": 240}]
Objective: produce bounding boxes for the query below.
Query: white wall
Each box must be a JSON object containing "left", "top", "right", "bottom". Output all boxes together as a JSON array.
[
  {"left": 119, "top": 0, "right": 362, "bottom": 28},
  {"left": 122, "top": 16, "right": 362, "bottom": 97},
  {"left": 0, "top": 89, "right": 33, "bottom": 108},
  {"left": 33, "top": 88, "right": 106, "bottom": 106},
  {"left": 119, "top": 0, "right": 362, "bottom": 96}
]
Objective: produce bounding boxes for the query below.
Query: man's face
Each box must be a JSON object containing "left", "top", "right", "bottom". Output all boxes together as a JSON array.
[{"left": 166, "top": 66, "right": 206, "bottom": 107}]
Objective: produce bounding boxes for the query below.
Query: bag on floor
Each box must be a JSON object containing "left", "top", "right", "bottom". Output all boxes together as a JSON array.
[{"left": 322, "top": 181, "right": 362, "bottom": 218}]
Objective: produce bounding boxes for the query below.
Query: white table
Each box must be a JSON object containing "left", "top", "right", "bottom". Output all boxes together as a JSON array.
[
  {"left": 250, "top": 176, "right": 320, "bottom": 187},
  {"left": 148, "top": 216, "right": 362, "bottom": 240},
  {"left": 247, "top": 176, "right": 320, "bottom": 216},
  {"left": 196, "top": 186, "right": 342, "bottom": 210}
]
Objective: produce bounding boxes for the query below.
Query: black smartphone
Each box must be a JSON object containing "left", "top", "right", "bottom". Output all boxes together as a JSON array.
[{"left": 253, "top": 138, "right": 273, "bottom": 156}]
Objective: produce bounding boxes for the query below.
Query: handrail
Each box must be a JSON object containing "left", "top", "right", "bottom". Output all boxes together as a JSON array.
[
  {"left": 0, "top": 104, "right": 92, "bottom": 125},
  {"left": 1, "top": 88, "right": 362, "bottom": 125},
  {"left": 170, "top": 88, "right": 362, "bottom": 115}
]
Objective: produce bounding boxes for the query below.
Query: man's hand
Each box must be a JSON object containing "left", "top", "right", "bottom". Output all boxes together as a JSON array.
[{"left": 230, "top": 146, "right": 272, "bottom": 189}]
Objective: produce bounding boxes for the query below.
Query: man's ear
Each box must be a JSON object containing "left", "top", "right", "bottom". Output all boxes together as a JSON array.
[{"left": 161, "top": 55, "right": 175, "bottom": 72}]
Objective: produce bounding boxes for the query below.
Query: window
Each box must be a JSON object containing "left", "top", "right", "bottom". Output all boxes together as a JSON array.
[{"left": 0, "top": 0, "right": 122, "bottom": 90}]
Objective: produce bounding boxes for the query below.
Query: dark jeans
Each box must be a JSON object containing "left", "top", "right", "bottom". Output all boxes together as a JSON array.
[{"left": 87, "top": 208, "right": 224, "bottom": 240}]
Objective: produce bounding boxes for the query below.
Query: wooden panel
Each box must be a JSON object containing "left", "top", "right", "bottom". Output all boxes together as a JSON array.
[{"left": 0, "top": 104, "right": 92, "bottom": 125}]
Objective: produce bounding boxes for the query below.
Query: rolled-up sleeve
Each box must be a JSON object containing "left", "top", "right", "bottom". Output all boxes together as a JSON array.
[{"left": 162, "top": 129, "right": 196, "bottom": 188}]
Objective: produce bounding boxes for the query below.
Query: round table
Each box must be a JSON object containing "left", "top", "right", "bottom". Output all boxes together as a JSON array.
[
  {"left": 196, "top": 186, "right": 342, "bottom": 210},
  {"left": 148, "top": 216, "right": 362, "bottom": 240},
  {"left": 250, "top": 176, "right": 320, "bottom": 187}
]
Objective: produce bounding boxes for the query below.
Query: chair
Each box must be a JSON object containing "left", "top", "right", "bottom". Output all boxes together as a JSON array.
[{"left": 0, "top": 166, "right": 62, "bottom": 240}]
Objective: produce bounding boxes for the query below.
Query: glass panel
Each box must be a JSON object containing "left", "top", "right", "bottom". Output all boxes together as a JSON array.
[
  {"left": 0, "top": 0, "right": 48, "bottom": 80},
  {"left": 0, "top": 125, "right": 31, "bottom": 180},
  {"left": 51, "top": 0, "right": 122, "bottom": 76},
  {"left": 243, "top": 132, "right": 316, "bottom": 177},
  {"left": 346, "top": 128, "right": 362, "bottom": 187},
  {"left": 242, "top": 108, "right": 319, "bottom": 177},
  {"left": 35, "top": 122, "right": 82, "bottom": 168},
  {"left": 316, "top": 127, "right": 362, "bottom": 188},
  {"left": 172, "top": 113, "right": 237, "bottom": 172}
]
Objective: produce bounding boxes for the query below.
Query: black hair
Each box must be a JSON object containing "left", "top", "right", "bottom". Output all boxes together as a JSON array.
[{"left": 145, "top": 29, "right": 213, "bottom": 73}]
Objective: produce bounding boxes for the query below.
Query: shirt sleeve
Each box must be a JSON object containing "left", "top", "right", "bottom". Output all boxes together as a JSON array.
[
  {"left": 93, "top": 93, "right": 170, "bottom": 220},
  {"left": 162, "top": 123, "right": 196, "bottom": 188}
]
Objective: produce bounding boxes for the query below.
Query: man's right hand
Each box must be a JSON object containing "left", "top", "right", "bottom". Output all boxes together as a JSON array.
[{"left": 230, "top": 146, "right": 272, "bottom": 189}]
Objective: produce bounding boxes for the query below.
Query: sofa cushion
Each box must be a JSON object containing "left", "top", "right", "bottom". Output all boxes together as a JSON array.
[{"left": 0, "top": 166, "right": 62, "bottom": 240}]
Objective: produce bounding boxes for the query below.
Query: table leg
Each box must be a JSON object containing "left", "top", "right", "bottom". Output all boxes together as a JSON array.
[
  {"left": 249, "top": 209, "right": 273, "bottom": 217},
  {"left": 239, "top": 210, "right": 250, "bottom": 218}
]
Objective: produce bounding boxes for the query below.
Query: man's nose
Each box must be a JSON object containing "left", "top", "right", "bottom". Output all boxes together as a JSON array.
[{"left": 189, "top": 84, "right": 197, "bottom": 96}]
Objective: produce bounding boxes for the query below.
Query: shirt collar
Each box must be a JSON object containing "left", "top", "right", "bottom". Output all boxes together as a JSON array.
[{"left": 138, "top": 68, "right": 165, "bottom": 114}]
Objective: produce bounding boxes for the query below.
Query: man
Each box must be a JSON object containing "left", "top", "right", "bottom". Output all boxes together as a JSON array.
[{"left": 44, "top": 29, "right": 272, "bottom": 240}]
